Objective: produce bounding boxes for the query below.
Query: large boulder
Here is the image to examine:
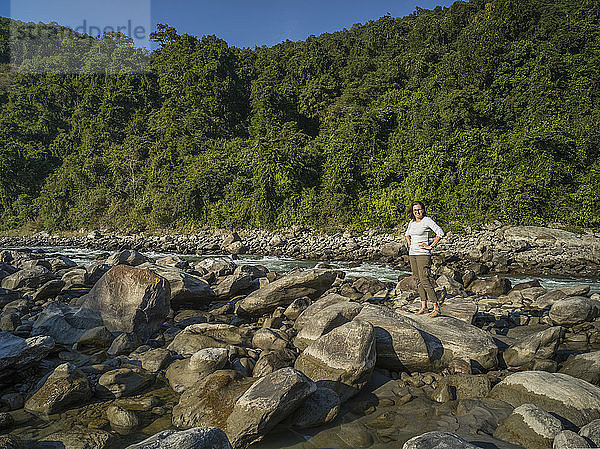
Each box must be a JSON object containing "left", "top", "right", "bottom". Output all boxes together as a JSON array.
[
  {"left": 252, "top": 349, "right": 297, "bottom": 378},
  {"left": 36, "top": 428, "right": 114, "bottom": 449},
  {"left": 489, "top": 371, "right": 600, "bottom": 426},
  {"left": 24, "top": 363, "right": 92, "bottom": 415},
  {"left": 293, "top": 301, "right": 363, "bottom": 350},
  {"left": 213, "top": 273, "right": 254, "bottom": 300},
  {"left": 167, "top": 324, "right": 253, "bottom": 357},
  {"left": 0, "top": 332, "right": 54, "bottom": 373},
  {"left": 503, "top": 327, "right": 562, "bottom": 369},
  {"left": 172, "top": 370, "right": 255, "bottom": 430},
  {"left": 294, "top": 293, "right": 351, "bottom": 330},
  {"left": 139, "top": 263, "right": 215, "bottom": 309},
  {"left": 356, "top": 305, "right": 498, "bottom": 372},
  {"left": 549, "top": 297, "right": 599, "bottom": 326},
  {"left": 354, "top": 305, "right": 433, "bottom": 372},
  {"left": 105, "top": 250, "right": 149, "bottom": 266},
  {"left": 467, "top": 275, "right": 511, "bottom": 296},
  {"left": 290, "top": 386, "right": 340, "bottom": 429},
  {"left": 96, "top": 368, "right": 154, "bottom": 399},
  {"left": 79, "top": 265, "right": 171, "bottom": 340},
  {"left": 559, "top": 351, "right": 600, "bottom": 385},
  {"left": 402, "top": 431, "right": 483, "bottom": 449},
  {"left": 236, "top": 270, "right": 337, "bottom": 316},
  {"left": 1, "top": 266, "right": 54, "bottom": 290},
  {"left": 295, "top": 320, "right": 375, "bottom": 401},
  {"left": 226, "top": 367, "right": 316, "bottom": 448},
  {"left": 165, "top": 348, "right": 228, "bottom": 393},
  {"left": 31, "top": 301, "right": 103, "bottom": 346},
  {"left": 407, "top": 312, "right": 498, "bottom": 371},
  {"left": 494, "top": 403, "right": 563, "bottom": 449},
  {"left": 125, "top": 427, "right": 232, "bottom": 449}
]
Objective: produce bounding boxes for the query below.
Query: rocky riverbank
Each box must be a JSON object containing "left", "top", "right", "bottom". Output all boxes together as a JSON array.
[
  {"left": 1, "top": 223, "right": 600, "bottom": 278},
  {"left": 1, "top": 246, "right": 600, "bottom": 448}
]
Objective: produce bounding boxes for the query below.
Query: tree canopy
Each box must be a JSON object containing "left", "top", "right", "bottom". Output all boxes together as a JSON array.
[{"left": 1, "top": 0, "right": 599, "bottom": 233}]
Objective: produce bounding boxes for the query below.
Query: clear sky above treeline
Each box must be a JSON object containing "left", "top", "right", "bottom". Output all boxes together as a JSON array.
[{"left": 3, "top": 0, "right": 457, "bottom": 48}]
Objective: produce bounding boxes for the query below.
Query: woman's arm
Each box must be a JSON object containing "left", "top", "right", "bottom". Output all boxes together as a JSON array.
[
  {"left": 405, "top": 235, "right": 411, "bottom": 248},
  {"left": 419, "top": 235, "right": 440, "bottom": 250}
]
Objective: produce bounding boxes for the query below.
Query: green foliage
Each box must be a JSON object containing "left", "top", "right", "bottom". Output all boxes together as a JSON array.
[{"left": 1, "top": 0, "right": 600, "bottom": 232}]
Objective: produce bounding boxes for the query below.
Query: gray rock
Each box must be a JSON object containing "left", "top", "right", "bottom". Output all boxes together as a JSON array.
[
  {"left": 407, "top": 311, "right": 499, "bottom": 372},
  {"left": 580, "top": 419, "right": 600, "bottom": 446},
  {"left": 553, "top": 430, "right": 590, "bottom": 449},
  {"left": 106, "top": 405, "right": 139, "bottom": 434},
  {"left": 402, "top": 431, "right": 483, "bottom": 448},
  {"left": 252, "top": 328, "right": 288, "bottom": 352},
  {"left": 131, "top": 348, "right": 173, "bottom": 373},
  {"left": 139, "top": 263, "right": 215, "bottom": 309},
  {"left": 61, "top": 268, "right": 88, "bottom": 285},
  {"left": 291, "top": 386, "right": 340, "bottom": 429},
  {"left": 293, "top": 301, "right": 363, "bottom": 350},
  {"left": 252, "top": 349, "right": 297, "bottom": 378},
  {"left": 494, "top": 403, "right": 563, "bottom": 449},
  {"left": 503, "top": 326, "right": 562, "bottom": 369},
  {"left": 25, "top": 363, "right": 92, "bottom": 415},
  {"left": 77, "top": 326, "right": 115, "bottom": 348},
  {"left": 49, "top": 255, "right": 77, "bottom": 271},
  {"left": 295, "top": 320, "right": 375, "bottom": 401},
  {"left": 354, "top": 304, "right": 433, "bottom": 372},
  {"left": 283, "top": 297, "right": 311, "bottom": 320},
  {"left": 79, "top": 265, "right": 171, "bottom": 340},
  {"left": 172, "top": 370, "right": 255, "bottom": 430},
  {"left": 125, "top": 427, "right": 232, "bottom": 449},
  {"left": 37, "top": 428, "right": 114, "bottom": 449},
  {"left": 559, "top": 351, "right": 600, "bottom": 385},
  {"left": 105, "top": 250, "right": 149, "bottom": 266},
  {"left": 226, "top": 367, "right": 316, "bottom": 448},
  {"left": 436, "top": 374, "right": 492, "bottom": 400},
  {"left": 213, "top": 273, "right": 254, "bottom": 299},
  {"left": 558, "top": 285, "right": 591, "bottom": 297},
  {"left": 489, "top": 371, "right": 600, "bottom": 426},
  {"left": 31, "top": 301, "right": 103, "bottom": 346},
  {"left": 436, "top": 274, "right": 466, "bottom": 297},
  {"left": 96, "top": 368, "right": 154, "bottom": 399},
  {"left": 166, "top": 348, "right": 228, "bottom": 393},
  {"left": 294, "top": 293, "right": 351, "bottom": 330},
  {"left": 0, "top": 332, "right": 54, "bottom": 372},
  {"left": 236, "top": 269, "right": 337, "bottom": 316},
  {"left": 32, "top": 279, "right": 66, "bottom": 301},
  {"left": 107, "top": 332, "right": 141, "bottom": 356},
  {"left": 195, "top": 258, "right": 237, "bottom": 277},
  {"left": 167, "top": 324, "right": 253, "bottom": 357},
  {"left": 442, "top": 301, "right": 478, "bottom": 324},
  {"left": 1, "top": 266, "right": 54, "bottom": 290},
  {"left": 467, "top": 275, "right": 511, "bottom": 296},
  {"left": 532, "top": 289, "right": 567, "bottom": 308},
  {"left": 549, "top": 297, "right": 599, "bottom": 326}
]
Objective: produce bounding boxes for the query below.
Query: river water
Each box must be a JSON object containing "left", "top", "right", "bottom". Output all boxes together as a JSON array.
[{"left": 8, "top": 245, "right": 600, "bottom": 294}]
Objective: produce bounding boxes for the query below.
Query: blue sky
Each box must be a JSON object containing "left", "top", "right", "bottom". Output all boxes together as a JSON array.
[{"left": 3, "top": 0, "right": 457, "bottom": 49}]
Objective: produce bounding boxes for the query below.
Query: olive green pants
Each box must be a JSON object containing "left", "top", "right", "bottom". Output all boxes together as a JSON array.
[{"left": 409, "top": 255, "right": 439, "bottom": 306}]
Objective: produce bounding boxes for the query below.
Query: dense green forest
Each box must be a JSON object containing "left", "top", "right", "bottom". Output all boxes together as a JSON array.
[{"left": 0, "top": 0, "right": 599, "bottom": 233}]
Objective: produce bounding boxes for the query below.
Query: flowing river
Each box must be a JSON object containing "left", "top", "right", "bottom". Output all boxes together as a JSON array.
[{"left": 8, "top": 245, "right": 600, "bottom": 294}]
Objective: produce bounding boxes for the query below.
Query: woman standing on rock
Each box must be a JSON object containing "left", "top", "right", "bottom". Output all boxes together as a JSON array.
[{"left": 404, "top": 201, "right": 445, "bottom": 317}]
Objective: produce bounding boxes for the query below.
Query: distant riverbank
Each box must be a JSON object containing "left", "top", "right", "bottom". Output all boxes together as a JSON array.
[{"left": 1, "top": 224, "right": 600, "bottom": 278}]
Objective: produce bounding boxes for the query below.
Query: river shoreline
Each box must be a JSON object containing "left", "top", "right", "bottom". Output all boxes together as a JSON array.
[{"left": 2, "top": 224, "right": 600, "bottom": 279}]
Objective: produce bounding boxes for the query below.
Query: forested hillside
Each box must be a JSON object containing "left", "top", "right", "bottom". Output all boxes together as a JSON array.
[{"left": 1, "top": 0, "right": 599, "bottom": 232}]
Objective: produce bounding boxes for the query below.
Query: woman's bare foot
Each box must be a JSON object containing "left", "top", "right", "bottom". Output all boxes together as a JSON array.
[
  {"left": 415, "top": 308, "right": 427, "bottom": 315},
  {"left": 428, "top": 308, "right": 441, "bottom": 317}
]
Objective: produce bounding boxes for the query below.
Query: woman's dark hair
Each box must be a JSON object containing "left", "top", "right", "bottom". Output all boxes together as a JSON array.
[{"left": 407, "top": 201, "right": 426, "bottom": 221}]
